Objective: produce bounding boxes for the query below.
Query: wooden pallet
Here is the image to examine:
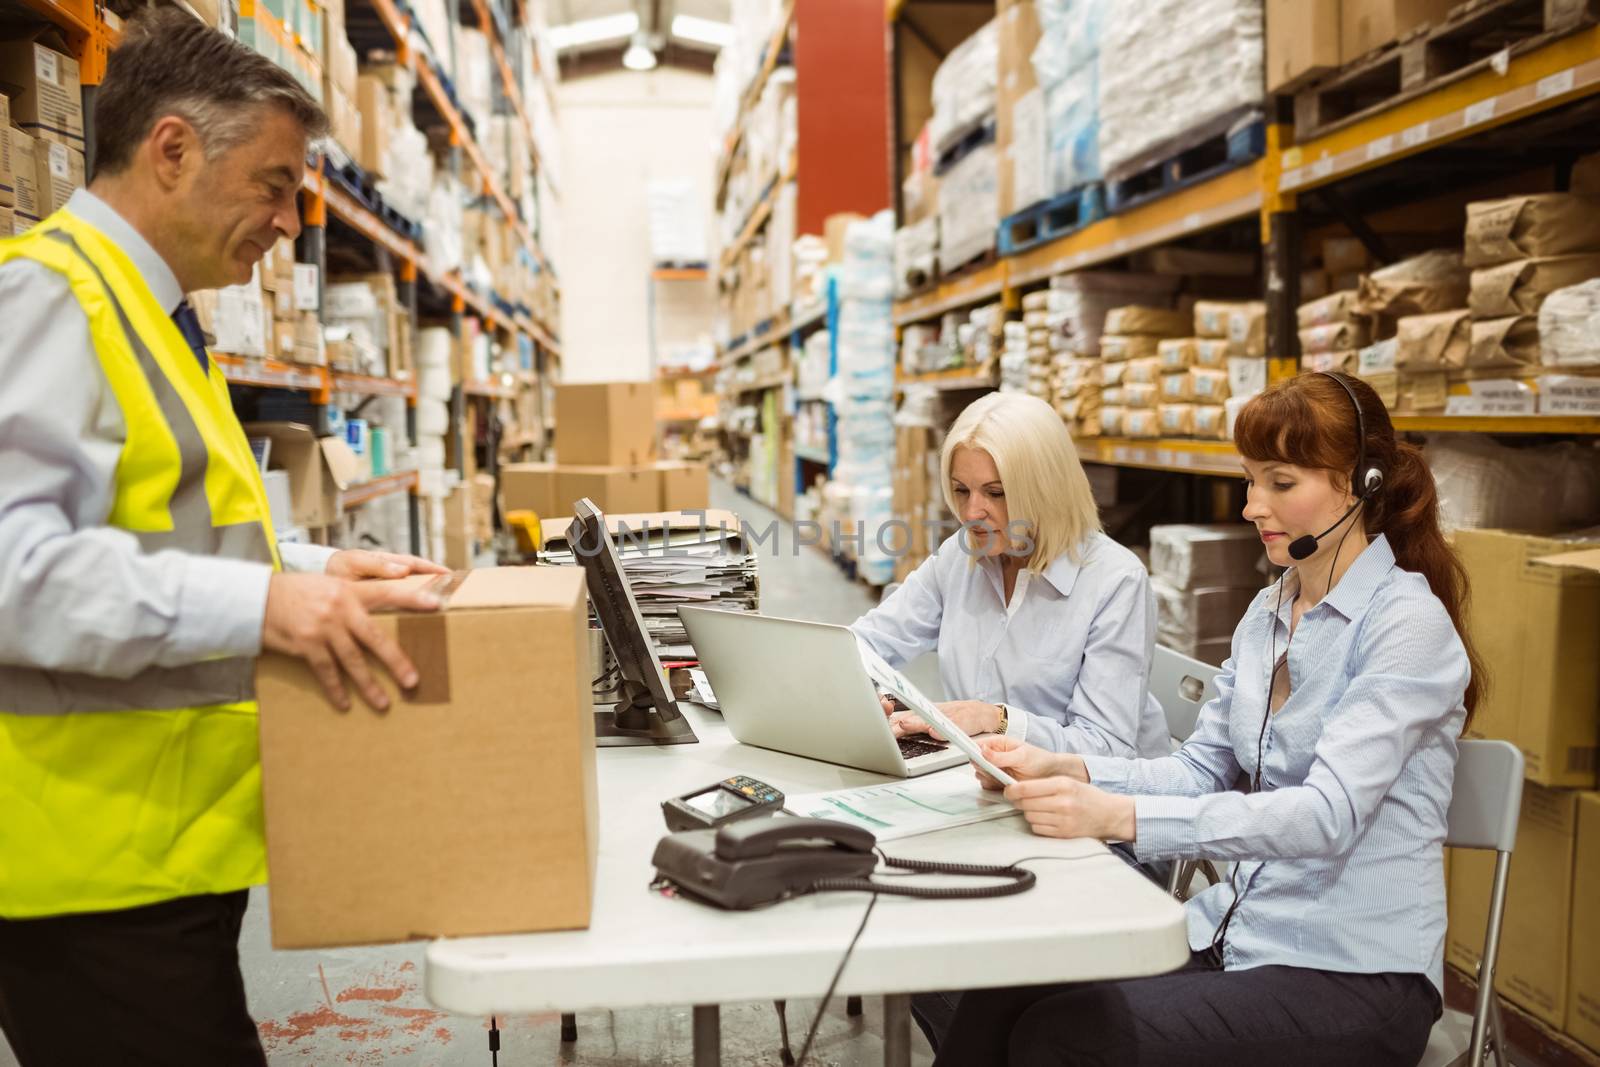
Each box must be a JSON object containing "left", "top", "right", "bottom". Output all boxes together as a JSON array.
[
  {"left": 1105, "top": 111, "right": 1266, "bottom": 215},
  {"left": 1293, "top": 0, "right": 1600, "bottom": 140},
  {"left": 997, "top": 184, "right": 1108, "bottom": 256},
  {"left": 933, "top": 116, "right": 998, "bottom": 176},
  {"left": 937, "top": 246, "right": 999, "bottom": 284}
]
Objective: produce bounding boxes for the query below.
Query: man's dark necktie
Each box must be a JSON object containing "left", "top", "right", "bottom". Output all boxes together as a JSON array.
[{"left": 171, "top": 299, "right": 210, "bottom": 374}]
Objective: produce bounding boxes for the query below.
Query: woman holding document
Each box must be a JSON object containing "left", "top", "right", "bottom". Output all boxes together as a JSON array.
[
  {"left": 850, "top": 392, "right": 1168, "bottom": 761},
  {"left": 932, "top": 373, "right": 1479, "bottom": 1066}
]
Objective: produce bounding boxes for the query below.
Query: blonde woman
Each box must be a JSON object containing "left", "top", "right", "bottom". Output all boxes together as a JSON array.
[{"left": 851, "top": 392, "right": 1167, "bottom": 759}]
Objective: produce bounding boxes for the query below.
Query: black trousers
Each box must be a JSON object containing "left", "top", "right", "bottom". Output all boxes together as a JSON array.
[
  {"left": 0, "top": 891, "right": 266, "bottom": 1067},
  {"left": 929, "top": 950, "right": 1440, "bottom": 1067}
]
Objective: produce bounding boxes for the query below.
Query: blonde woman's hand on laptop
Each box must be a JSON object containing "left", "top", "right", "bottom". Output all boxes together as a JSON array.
[
  {"left": 975, "top": 736, "right": 1090, "bottom": 791},
  {"left": 891, "top": 700, "right": 1004, "bottom": 741}
]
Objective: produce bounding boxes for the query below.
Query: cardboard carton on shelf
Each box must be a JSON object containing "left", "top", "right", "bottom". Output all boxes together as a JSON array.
[
  {"left": 554, "top": 382, "right": 657, "bottom": 467},
  {"left": 9, "top": 125, "right": 40, "bottom": 228},
  {"left": 656, "top": 460, "right": 710, "bottom": 512},
  {"left": 1266, "top": 0, "right": 1340, "bottom": 94},
  {"left": 0, "top": 95, "right": 13, "bottom": 209},
  {"left": 255, "top": 566, "right": 598, "bottom": 948},
  {"left": 1455, "top": 531, "right": 1600, "bottom": 789},
  {"left": 501, "top": 461, "right": 558, "bottom": 520},
  {"left": 244, "top": 422, "right": 366, "bottom": 528},
  {"left": 1340, "top": 0, "right": 1457, "bottom": 65},
  {"left": 0, "top": 34, "right": 83, "bottom": 150},
  {"left": 554, "top": 465, "right": 660, "bottom": 517}
]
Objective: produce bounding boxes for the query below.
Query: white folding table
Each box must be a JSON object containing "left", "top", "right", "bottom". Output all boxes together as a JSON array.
[{"left": 425, "top": 704, "right": 1189, "bottom": 1065}]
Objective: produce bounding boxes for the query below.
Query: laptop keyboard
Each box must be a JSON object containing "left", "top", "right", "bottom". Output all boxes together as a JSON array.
[{"left": 897, "top": 736, "right": 951, "bottom": 761}]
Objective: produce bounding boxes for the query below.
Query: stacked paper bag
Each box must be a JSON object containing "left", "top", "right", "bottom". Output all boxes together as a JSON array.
[{"left": 1149, "top": 524, "right": 1265, "bottom": 666}]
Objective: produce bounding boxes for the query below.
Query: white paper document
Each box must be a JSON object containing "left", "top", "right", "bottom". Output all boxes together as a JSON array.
[
  {"left": 854, "top": 643, "right": 1018, "bottom": 787},
  {"left": 787, "top": 770, "right": 1017, "bottom": 842}
]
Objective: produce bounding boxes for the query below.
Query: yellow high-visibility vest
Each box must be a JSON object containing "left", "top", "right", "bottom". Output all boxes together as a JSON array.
[{"left": 0, "top": 207, "right": 281, "bottom": 918}]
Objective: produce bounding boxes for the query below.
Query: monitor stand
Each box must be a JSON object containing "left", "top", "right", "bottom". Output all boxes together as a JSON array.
[{"left": 594, "top": 683, "right": 698, "bottom": 747}]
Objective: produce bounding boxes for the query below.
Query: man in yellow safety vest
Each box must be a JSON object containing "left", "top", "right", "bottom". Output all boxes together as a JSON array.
[{"left": 0, "top": 11, "right": 444, "bottom": 1063}]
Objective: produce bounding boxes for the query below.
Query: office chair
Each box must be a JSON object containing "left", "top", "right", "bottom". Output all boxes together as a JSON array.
[
  {"left": 1420, "top": 739, "right": 1523, "bottom": 1067},
  {"left": 1149, "top": 645, "right": 1223, "bottom": 899}
]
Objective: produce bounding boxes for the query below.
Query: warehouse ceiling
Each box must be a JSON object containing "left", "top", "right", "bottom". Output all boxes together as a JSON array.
[{"left": 547, "top": 0, "right": 731, "bottom": 78}]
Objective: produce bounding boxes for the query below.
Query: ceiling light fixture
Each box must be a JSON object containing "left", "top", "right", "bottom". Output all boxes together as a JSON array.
[
  {"left": 622, "top": 32, "right": 658, "bottom": 70},
  {"left": 670, "top": 14, "right": 734, "bottom": 47},
  {"left": 548, "top": 11, "right": 638, "bottom": 50}
]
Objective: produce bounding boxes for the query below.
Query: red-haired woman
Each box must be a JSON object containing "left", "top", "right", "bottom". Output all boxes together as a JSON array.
[{"left": 932, "top": 372, "right": 1484, "bottom": 1067}]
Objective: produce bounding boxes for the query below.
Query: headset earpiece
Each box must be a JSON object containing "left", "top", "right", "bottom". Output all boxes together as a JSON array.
[{"left": 1361, "top": 467, "right": 1383, "bottom": 498}]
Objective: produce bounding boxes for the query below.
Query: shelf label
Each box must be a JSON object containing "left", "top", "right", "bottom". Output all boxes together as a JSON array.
[
  {"left": 1464, "top": 98, "right": 1497, "bottom": 127},
  {"left": 1365, "top": 136, "right": 1394, "bottom": 161},
  {"left": 36, "top": 49, "right": 57, "bottom": 83},
  {"left": 48, "top": 143, "right": 69, "bottom": 179},
  {"left": 1537, "top": 69, "right": 1576, "bottom": 101},
  {"left": 1400, "top": 121, "right": 1430, "bottom": 149},
  {"left": 1309, "top": 157, "right": 1334, "bottom": 181}
]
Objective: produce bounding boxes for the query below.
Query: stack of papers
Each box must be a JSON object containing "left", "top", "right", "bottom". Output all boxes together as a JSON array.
[
  {"left": 787, "top": 769, "right": 1016, "bottom": 842},
  {"left": 538, "top": 510, "right": 760, "bottom": 660}
]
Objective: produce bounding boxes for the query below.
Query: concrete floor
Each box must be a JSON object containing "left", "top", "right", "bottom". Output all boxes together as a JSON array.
[{"left": 2, "top": 479, "right": 943, "bottom": 1066}]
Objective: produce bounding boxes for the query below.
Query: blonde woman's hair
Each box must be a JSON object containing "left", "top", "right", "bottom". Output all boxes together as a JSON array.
[{"left": 940, "top": 392, "right": 1102, "bottom": 570}]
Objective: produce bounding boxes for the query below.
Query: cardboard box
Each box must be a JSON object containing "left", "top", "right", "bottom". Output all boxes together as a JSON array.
[
  {"left": 0, "top": 95, "right": 12, "bottom": 208},
  {"left": 554, "top": 382, "right": 657, "bottom": 467},
  {"left": 1153, "top": 579, "right": 1260, "bottom": 644},
  {"left": 500, "top": 461, "right": 558, "bottom": 519},
  {"left": 1150, "top": 524, "right": 1264, "bottom": 589},
  {"left": 0, "top": 36, "right": 83, "bottom": 148},
  {"left": 255, "top": 566, "right": 599, "bottom": 948},
  {"left": 0, "top": 205, "right": 14, "bottom": 236},
  {"left": 995, "top": 0, "right": 1043, "bottom": 219},
  {"left": 9, "top": 126, "right": 40, "bottom": 226},
  {"left": 554, "top": 465, "right": 660, "bottom": 517},
  {"left": 1455, "top": 530, "right": 1600, "bottom": 787},
  {"left": 1469, "top": 255, "right": 1600, "bottom": 319},
  {"left": 1341, "top": 0, "right": 1457, "bottom": 64},
  {"left": 1465, "top": 194, "right": 1600, "bottom": 268},
  {"left": 356, "top": 75, "right": 391, "bottom": 178},
  {"left": 244, "top": 422, "right": 365, "bottom": 528},
  {"left": 1299, "top": 319, "right": 1371, "bottom": 354},
  {"left": 1104, "top": 306, "right": 1190, "bottom": 337},
  {"left": 1266, "top": 0, "right": 1340, "bottom": 93},
  {"left": 656, "top": 460, "right": 710, "bottom": 512},
  {"left": 1447, "top": 781, "right": 1579, "bottom": 1029},
  {"left": 1569, "top": 792, "right": 1600, "bottom": 1054}
]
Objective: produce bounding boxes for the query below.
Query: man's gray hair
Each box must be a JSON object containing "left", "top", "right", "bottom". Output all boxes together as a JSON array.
[{"left": 94, "top": 8, "right": 328, "bottom": 176}]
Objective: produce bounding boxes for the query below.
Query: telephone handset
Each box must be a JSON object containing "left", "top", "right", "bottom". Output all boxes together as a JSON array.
[
  {"left": 714, "top": 817, "right": 875, "bottom": 861},
  {"left": 651, "top": 815, "right": 1037, "bottom": 910}
]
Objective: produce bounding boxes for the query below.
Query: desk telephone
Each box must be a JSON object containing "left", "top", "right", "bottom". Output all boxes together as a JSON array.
[{"left": 651, "top": 813, "right": 1037, "bottom": 910}]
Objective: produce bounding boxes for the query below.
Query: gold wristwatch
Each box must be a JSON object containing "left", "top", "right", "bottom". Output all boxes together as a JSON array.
[{"left": 994, "top": 703, "right": 1009, "bottom": 735}]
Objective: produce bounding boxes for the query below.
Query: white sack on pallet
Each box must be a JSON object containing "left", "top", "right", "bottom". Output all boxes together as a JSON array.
[
  {"left": 1538, "top": 278, "right": 1600, "bottom": 368},
  {"left": 1426, "top": 433, "right": 1600, "bottom": 534},
  {"left": 938, "top": 143, "right": 999, "bottom": 271},
  {"left": 930, "top": 20, "right": 999, "bottom": 154},
  {"left": 1096, "top": 0, "right": 1264, "bottom": 179},
  {"left": 1033, "top": 0, "right": 1105, "bottom": 194}
]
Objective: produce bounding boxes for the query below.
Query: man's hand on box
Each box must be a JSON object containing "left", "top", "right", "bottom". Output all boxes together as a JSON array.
[
  {"left": 326, "top": 549, "right": 450, "bottom": 582},
  {"left": 263, "top": 573, "right": 442, "bottom": 712}
]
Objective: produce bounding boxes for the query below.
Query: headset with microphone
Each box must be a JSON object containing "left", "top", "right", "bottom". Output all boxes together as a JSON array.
[{"left": 1286, "top": 372, "right": 1384, "bottom": 561}]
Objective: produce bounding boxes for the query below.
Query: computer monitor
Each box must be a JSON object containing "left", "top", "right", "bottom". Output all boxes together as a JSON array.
[{"left": 570, "top": 499, "right": 697, "bottom": 747}]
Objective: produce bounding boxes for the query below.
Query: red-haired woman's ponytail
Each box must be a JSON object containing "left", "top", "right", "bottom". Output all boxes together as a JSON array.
[{"left": 1367, "top": 438, "right": 1485, "bottom": 721}]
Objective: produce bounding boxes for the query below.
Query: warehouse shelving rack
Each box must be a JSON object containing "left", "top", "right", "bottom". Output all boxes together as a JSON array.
[
  {"left": 710, "top": 0, "right": 891, "bottom": 521},
  {"left": 1, "top": 0, "right": 563, "bottom": 557},
  {"left": 884, "top": 2, "right": 1600, "bottom": 483}
]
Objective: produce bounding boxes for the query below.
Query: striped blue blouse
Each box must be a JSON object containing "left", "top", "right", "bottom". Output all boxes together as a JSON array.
[{"left": 1082, "top": 534, "right": 1468, "bottom": 994}]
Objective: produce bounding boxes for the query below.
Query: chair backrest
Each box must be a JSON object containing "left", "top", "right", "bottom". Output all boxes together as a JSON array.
[
  {"left": 1446, "top": 739, "right": 1525, "bottom": 852},
  {"left": 1150, "top": 644, "right": 1221, "bottom": 745}
]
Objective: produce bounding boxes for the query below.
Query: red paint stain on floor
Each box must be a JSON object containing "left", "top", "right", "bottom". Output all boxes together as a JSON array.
[
  {"left": 335, "top": 985, "right": 407, "bottom": 1003},
  {"left": 434, "top": 1027, "right": 452, "bottom": 1042},
  {"left": 379, "top": 1004, "right": 450, "bottom": 1036},
  {"left": 258, "top": 1005, "right": 369, "bottom": 1044}
]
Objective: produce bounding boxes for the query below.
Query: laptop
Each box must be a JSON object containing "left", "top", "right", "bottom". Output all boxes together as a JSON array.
[{"left": 678, "top": 607, "right": 968, "bottom": 778}]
